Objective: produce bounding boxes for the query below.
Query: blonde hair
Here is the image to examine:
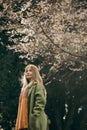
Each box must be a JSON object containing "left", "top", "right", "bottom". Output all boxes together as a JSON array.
[
  {"left": 21, "top": 64, "right": 43, "bottom": 85},
  {"left": 20, "top": 64, "right": 47, "bottom": 97}
]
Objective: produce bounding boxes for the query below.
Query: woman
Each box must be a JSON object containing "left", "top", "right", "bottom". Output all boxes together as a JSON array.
[{"left": 15, "top": 64, "right": 47, "bottom": 130}]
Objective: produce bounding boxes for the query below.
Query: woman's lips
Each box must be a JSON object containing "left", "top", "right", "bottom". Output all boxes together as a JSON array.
[{"left": 26, "top": 75, "right": 30, "bottom": 76}]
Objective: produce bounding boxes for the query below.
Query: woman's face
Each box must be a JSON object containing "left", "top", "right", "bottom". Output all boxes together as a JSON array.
[{"left": 25, "top": 67, "right": 33, "bottom": 81}]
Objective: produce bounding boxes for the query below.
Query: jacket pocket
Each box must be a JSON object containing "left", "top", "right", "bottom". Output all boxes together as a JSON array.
[{"left": 30, "top": 114, "right": 39, "bottom": 130}]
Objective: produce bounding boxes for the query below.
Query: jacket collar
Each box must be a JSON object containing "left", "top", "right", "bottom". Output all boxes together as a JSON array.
[{"left": 28, "top": 82, "right": 37, "bottom": 96}]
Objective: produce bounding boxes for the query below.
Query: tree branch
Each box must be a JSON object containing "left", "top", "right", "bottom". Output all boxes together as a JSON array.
[{"left": 39, "top": 22, "right": 87, "bottom": 65}]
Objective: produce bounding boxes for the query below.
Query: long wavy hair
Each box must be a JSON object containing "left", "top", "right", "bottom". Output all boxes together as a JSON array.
[
  {"left": 21, "top": 64, "right": 47, "bottom": 96},
  {"left": 22, "top": 64, "right": 43, "bottom": 85}
]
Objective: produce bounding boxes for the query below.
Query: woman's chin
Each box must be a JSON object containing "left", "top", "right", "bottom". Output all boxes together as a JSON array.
[{"left": 26, "top": 77, "right": 31, "bottom": 80}]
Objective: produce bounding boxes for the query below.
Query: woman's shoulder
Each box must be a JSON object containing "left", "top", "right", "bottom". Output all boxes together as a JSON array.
[
  {"left": 32, "top": 81, "right": 46, "bottom": 91},
  {"left": 33, "top": 82, "right": 47, "bottom": 97}
]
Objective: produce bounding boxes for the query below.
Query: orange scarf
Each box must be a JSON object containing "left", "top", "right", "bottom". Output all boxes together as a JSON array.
[{"left": 15, "top": 87, "right": 28, "bottom": 130}]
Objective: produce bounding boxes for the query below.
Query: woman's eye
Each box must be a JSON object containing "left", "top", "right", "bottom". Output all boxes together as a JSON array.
[{"left": 25, "top": 69, "right": 32, "bottom": 73}]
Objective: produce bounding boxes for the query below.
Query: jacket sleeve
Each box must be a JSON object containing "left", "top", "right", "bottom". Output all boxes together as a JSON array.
[{"left": 33, "top": 85, "right": 47, "bottom": 117}]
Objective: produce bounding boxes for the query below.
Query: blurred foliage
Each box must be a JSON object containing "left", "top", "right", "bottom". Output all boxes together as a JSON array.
[{"left": 0, "top": 45, "right": 22, "bottom": 129}]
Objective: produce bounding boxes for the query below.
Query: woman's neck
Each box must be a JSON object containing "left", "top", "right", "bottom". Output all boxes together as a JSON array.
[{"left": 28, "top": 80, "right": 34, "bottom": 87}]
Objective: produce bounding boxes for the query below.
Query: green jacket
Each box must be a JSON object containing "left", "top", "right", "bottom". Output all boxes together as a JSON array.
[{"left": 28, "top": 82, "right": 47, "bottom": 130}]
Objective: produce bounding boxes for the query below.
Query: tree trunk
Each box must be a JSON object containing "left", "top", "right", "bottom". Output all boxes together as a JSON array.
[
  {"left": 64, "top": 103, "right": 76, "bottom": 130},
  {"left": 79, "top": 111, "right": 87, "bottom": 130},
  {"left": 54, "top": 107, "right": 63, "bottom": 130}
]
